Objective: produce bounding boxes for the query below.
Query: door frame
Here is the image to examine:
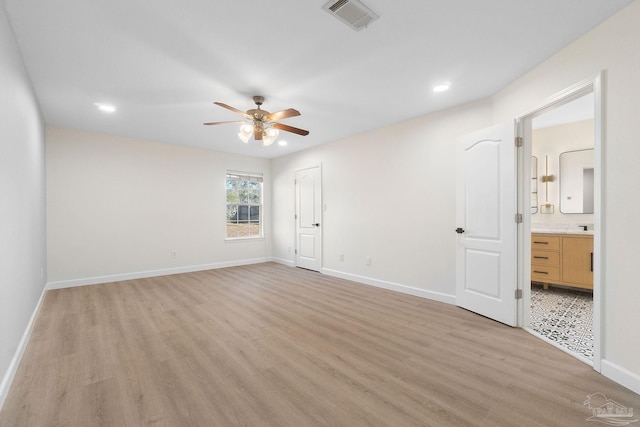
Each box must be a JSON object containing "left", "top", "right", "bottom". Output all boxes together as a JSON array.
[{"left": 515, "top": 72, "right": 604, "bottom": 371}]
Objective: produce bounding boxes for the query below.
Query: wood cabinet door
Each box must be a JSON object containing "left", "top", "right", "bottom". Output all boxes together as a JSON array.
[{"left": 562, "top": 237, "right": 593, "bottom": 286}]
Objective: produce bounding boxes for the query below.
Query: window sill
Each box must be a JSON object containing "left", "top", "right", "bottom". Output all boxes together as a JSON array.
[{"left": 225, "top": 237, "right": 265, "bottom": 243}]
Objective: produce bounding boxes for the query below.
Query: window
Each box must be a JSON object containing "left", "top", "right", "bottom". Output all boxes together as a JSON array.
[{"left": 226, "top": 171, "right": 263, "bottom": 239}]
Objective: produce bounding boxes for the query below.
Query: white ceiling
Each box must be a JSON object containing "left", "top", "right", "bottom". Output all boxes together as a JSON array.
[{"left": 3, "top": 0, "right": 632, "bottom": 158}]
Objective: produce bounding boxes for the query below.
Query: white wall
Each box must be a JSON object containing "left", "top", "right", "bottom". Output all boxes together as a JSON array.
[
  {"left": 0, "top": 4, "right": 46, "bottom": 408},
  {"left": 272, "top": 1, "right": 640, "bottom": 393},
  {"left": 492, "top": 1, "right": 640, "bottom": 392},
  {"left": 46, "top": 127, "right": 272, "bottom": 286},
  {"left": 6, "top": 0, "right": 637, "bottom": 403},
  {"left": 272, "top": 99, "right": 492, "bottom": 301}
]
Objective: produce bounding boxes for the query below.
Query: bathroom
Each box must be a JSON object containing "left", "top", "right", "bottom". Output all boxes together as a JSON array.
[{"left": 529, "top": 92, "right": 595, "bottom": 362}]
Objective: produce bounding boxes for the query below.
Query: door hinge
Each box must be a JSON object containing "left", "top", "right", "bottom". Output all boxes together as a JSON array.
[
  {"left": 295, "top": 249, "right": 297, "bottom": 254},
  {"left": 515, "top": 289, "right": 523, "bottom": 299},
  {"left": 515, "top": 136, "right": 523, "bottom": 147},
  {"left": 515, "top": 213, "right": 523, "bottom": 223}
]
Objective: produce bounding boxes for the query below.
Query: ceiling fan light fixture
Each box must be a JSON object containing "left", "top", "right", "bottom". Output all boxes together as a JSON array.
[
  {"left": 208, "top": 96, "right": 308, "bottom": 146},
  {"left": 238, "top": 124, "right": 252, "bottom": 143},
  {"left": 262, "top": 128, "right": 279, "bottom": 146},
  {"left": 266, "top": 128, "right": 279, "bottom": 138}
]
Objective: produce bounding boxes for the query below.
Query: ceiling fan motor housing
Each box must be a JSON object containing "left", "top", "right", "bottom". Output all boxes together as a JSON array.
[{"left": 249, "top": 96, "right": 268, "bottom": 121}]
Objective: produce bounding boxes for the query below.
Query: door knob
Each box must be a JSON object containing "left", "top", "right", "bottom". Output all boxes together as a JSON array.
[
  {"left": 455, "top": 227, "right": 465, "bottom": 234},
  {"left": 313, "top": 223, "right": 320, "bottom": 227}
]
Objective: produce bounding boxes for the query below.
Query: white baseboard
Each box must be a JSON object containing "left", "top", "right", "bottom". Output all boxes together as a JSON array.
[
  {"left": 47, "top": 258, "right": 270, "bottom": 290},
  {"left": 270, "top": 257, "right": 295, "bottom": 267},
  {"left": 601, "top": 359, "right": 640, "bottom": 396},
  {"left": 0, "top": 285, "right": 47, "bottom": 411},
  {"left": 321, "top": 268, "right": 456, "bottom": 305}
]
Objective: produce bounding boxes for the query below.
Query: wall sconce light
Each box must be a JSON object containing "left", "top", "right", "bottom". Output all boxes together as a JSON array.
[{"left": 540, "top": 155, "right": 555, "bottom": 214}]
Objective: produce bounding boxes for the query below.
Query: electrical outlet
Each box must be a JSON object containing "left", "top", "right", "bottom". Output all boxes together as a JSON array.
[
  {"left": 288, "top": 246, "right": 292, "bottom": 253},
  {"left": 365, "top": 256, "right": 372, "bottom": 266},
  {"left": 171, "top": 250, "right": 177, "bottom": 258},
  {"left": 339, "top": 253, "right": 344, "bottom": 261}
]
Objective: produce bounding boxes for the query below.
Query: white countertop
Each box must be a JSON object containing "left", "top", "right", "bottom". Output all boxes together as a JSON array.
[
  {"left": 531, "top": 223, "right": 594, "bottom": 235},
  {"left": 531, "top": 229, "right": 594, "bottom": 235}
]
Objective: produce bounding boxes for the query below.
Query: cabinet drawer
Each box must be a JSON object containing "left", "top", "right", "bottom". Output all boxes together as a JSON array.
[
  {"left": 531, "top": 250, "right": 560, "bottom": 267},
  {"left": 531, "top": 266, "right": 560, "bottom": 282},
  {"left": 531, "top": 235, "right": 560, "bottom": 251}
]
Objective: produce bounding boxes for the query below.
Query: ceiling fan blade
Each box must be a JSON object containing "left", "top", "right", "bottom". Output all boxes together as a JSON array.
[
  {"left": 272, "top": 122, "right": 309, "bottom": 136},
  {"left": 213, "top": 102, "right": 251, "bottom": 119},
  {"left": 203, "top": 120, "right": 246, "bottom": 126},
  {"left": 264, "top": 108, "right": 301, "bottom": 121},
  {"left": 254, "top": 127, "right": 263, "bottom": 140}
]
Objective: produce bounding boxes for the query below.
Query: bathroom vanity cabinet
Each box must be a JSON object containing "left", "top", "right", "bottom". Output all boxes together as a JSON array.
[{"left": 531, "top": 233, "right": 593, "bottom": 290}]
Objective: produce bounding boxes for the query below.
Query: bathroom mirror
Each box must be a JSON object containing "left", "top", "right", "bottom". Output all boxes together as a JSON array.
[
  {"left": 531, "top": 156, "right": 538, "bottom": 214},
  {"left": 559, "top": 148, "right": 594, "bottom": 214}
]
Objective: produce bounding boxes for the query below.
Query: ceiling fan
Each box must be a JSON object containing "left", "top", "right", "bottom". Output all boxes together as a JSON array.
[{"left": 204, "top": 96, "right": 309, "bottom": 146}]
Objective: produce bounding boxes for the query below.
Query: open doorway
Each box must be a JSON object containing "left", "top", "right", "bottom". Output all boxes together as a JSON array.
[
  {"left": 529, "top": 93, "right": 595, "bottom": 363},
  {"left": 517, "top": 73, "right": 603, "bottom": 370}
]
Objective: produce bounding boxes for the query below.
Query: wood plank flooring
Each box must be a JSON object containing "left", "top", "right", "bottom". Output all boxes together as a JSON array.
[{"left": 1, "top": 262, "right": 638, "bottom": 426}]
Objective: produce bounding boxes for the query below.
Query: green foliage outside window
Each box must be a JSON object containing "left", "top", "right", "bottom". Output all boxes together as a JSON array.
[{"left": 226, "top": 172, "right": 263, "bottom": 238}]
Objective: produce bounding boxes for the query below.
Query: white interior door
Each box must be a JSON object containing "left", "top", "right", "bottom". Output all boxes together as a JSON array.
[
  {"left": 295, "top": 166, "right": 322, "bottom": 272},
  {"left": 456, "top": 123, "right": 518, "bottom": 326}
]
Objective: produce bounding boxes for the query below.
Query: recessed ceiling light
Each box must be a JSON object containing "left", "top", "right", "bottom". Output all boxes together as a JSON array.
[
  {"left": 278, "top": 140, "right": 288, "bottom": 147},
  {"left": 94, "top": 102, "right": 116, "bottom": 113},
  {"left": 433, "top": 83, "right": 451, "bottom": 93}
]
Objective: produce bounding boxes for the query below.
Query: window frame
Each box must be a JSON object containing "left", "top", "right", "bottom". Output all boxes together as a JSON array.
[{"left": 225, "top": 170, "right": 264, "bottom": 241}]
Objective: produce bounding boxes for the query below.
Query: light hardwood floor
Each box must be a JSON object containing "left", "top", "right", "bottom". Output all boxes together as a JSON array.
[{"left": 1, "top": 263, "right": 638, "bottom": 426}]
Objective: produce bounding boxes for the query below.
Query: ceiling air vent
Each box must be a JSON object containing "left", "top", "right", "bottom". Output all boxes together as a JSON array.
[{"left": 322, "top": 0, "right": 379, "bottom": 31}]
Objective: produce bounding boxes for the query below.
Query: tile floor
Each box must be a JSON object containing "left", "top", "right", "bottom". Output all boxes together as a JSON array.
[{"left": 530, "top": 284, "right": 594, "bottom": 360}]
